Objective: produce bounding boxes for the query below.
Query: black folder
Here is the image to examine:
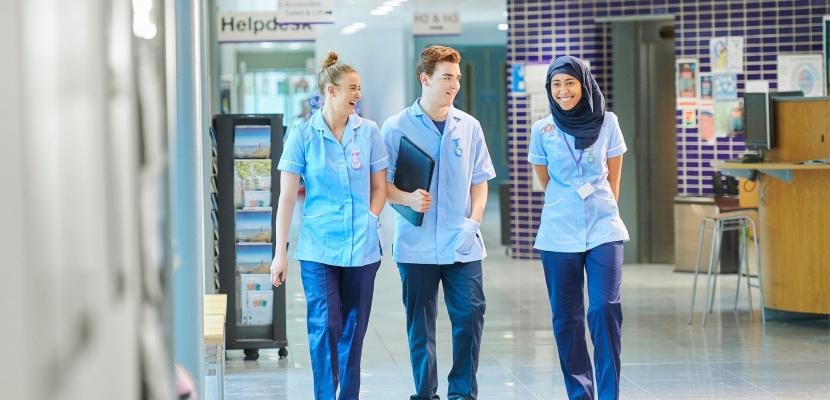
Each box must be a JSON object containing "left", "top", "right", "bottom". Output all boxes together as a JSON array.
[{"left": 391, "top": 136, "right": 435, "bottom": 227}]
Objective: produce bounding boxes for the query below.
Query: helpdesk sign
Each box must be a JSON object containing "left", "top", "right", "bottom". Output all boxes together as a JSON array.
[{"left": 217, "top": 12, "right": 316, "bottom": 43}]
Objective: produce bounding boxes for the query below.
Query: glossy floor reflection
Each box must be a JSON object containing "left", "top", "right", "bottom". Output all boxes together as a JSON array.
[{"left": 225, "top": 200, "right": 830, "bottom": 399}]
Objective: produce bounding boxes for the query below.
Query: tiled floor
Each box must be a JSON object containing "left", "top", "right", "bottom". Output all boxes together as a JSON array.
[{"left": 224, "top": 199, "right": 830, "bottom": 399}]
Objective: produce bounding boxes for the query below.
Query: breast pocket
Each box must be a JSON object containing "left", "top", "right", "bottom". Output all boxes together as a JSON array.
[{"left": 541, "top": 132, "right": 572, "bottom": 170}]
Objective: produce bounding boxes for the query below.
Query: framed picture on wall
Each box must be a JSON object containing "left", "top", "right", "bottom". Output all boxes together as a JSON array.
[
  {"left": 713, "top": 74, "right": 738, "bottom": 99},
  {"left": 777, "top": 54, "right": 826, "bottom": 97},
  {"left": 714, "top": 99, "right": 744, "bottom": 138},
  {"left": 699, "top": 73, "right": 713, "bottom": 101},
  {"left": 699, "top": 105, "right": 715, "bottom": 144},
  {"left": 675, "top": 59, "right": 700, "bottom": 104}
]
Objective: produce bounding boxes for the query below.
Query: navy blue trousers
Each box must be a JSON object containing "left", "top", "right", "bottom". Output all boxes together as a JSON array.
[
  {"left": 540, "top": 242, "right": 624, "bottom": 400},
  {"left": 300, "top": 260, "right": 381, "bottom": 400},
  {"left": 398, "top": 261, "right": 486, "bottom": 400}
]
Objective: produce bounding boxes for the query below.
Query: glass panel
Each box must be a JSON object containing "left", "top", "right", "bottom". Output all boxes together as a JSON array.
[{"left": 240, "top": 69, "right": 317, "bottom": 127}]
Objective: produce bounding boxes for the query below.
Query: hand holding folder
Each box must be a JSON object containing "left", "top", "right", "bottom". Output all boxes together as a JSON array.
[{"left": 391, "top": 136, "right": 435, "bottom": 226}]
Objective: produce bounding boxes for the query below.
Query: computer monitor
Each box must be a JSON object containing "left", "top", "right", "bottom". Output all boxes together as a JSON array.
[
  {"left": 744, "top": 92, "right": 771, "bottom": 150},
  {"left": 743, "top": 90, "right": 803, "bottom": 152}
]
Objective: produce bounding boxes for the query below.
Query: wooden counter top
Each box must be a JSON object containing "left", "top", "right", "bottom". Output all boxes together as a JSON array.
[{"left": 716, "top": 161, "right": 830, "bottom": 171}]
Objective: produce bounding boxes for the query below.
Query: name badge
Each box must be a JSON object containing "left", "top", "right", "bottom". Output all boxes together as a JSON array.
[{"left": 577, "top": 182, "right": 595, "bottom": 199}]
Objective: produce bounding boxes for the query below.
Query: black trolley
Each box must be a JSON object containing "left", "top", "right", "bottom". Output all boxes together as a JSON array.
[{"left": 211, "top": 114, "right": 287, "bottom": 360}]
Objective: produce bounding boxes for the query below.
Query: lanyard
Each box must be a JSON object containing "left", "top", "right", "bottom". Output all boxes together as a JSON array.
[{"left": 560, "top": 131, "right": 585, "bottom": 168}]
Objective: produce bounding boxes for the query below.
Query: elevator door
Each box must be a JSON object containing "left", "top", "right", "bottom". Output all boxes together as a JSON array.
[{"left": 612, "top": 20, "right": 677, "bottom": 264}]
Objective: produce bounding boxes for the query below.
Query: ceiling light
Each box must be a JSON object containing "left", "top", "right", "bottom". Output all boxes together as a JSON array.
[
  {"left": 371, "top": 9, "right": 389, "bottom": 16},
  {"left": 341, "top": 22, "right": 367, "bottom": 35},
  {"left": 288, "top": 42, "right": 302, "bottom": 50},
  {"left": 498, "top": 23, "right": 509, "bottom": 31}
]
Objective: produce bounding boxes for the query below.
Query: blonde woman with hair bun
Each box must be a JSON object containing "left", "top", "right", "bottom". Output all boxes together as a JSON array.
[{"left": 270, "top": 51, "right": 389, "bottom": 400}]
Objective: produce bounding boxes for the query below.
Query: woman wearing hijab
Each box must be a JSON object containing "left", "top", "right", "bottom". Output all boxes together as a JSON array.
[{"left": 527, "top": 56, "right": 629, "bottom": 400}]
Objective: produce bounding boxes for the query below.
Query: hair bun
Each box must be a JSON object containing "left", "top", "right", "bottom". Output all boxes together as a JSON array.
[{"left": 321, "top": 52, "right": 339, "bottom": 69}]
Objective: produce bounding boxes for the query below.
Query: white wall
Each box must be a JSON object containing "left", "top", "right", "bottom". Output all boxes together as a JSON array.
[{"left": 315, "top": 25, "right": 412, "bottom": 124}]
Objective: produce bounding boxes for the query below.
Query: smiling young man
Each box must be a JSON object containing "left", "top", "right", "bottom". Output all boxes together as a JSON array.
[{"left": 381, "top": 46, "right": 496, "bottom": 400}]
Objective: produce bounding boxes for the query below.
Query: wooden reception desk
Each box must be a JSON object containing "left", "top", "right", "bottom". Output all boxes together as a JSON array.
[{"left": 717, "top": 97, "right": 830, "bottom": 315}]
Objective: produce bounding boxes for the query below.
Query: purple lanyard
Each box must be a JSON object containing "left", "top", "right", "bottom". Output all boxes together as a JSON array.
[{"left": 560, "top": 131, "right": 585, "bottom": 168}]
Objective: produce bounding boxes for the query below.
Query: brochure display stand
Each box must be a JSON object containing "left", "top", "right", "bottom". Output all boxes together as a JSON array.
[{"left": 212, "top": 114, "right": 287, "bottom": 360}]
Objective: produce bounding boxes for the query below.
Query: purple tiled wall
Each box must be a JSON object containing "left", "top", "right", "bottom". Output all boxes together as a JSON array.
[{"left": 506, "top": 0, "right": 829, "bottom": 259}]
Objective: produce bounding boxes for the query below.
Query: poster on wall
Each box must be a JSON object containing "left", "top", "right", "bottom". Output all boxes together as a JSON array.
[
  {"left": 511, "top": 64, "right": 526, "bottom": 95},
  {"left": 525, "top": 63, "right": 548, "bottom": 98},
  {"left": 709, "top": 36, "right": 743, "bottom": 74},
  {"left": 699, "top": 73, "right": 713, "bottom": 101},
  {"left": 713, "top": 74, "right": 738, "bottom": 99},
  {"left": 710, "top": 37, "right": 729, "bottom": 73},
  {"left": 699, "top": 105, "right": 715, "bottom": 144},
  {"left": 676, "top": 59, "right": 699, "bottom": 108},
  {"left": 745, "top": 80, "right": 770, "bottom": 93},
  {"left": 682, "top": 109, "right": 697, "bottom": 129},
  {"left": 727, "top": 37, "right": 744, "bottom": 73},
  {"left": 777, "top": 54, "right": 826, "bottom": 97},
  {"left": 714, "top": 99, "right": 744, "bottom": 138}
]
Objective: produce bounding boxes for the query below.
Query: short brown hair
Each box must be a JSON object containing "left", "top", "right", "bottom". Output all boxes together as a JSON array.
[
  {"left": 416, "top": 45, "right": 461, "bottom": 79},
  {"left": 318, "top": 51, "right": 356, "bottom": 92}
]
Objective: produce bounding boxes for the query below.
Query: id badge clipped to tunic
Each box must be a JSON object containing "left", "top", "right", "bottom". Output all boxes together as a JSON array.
[{"left": 577, "top": 182, "right": 595, "bottom": 199}]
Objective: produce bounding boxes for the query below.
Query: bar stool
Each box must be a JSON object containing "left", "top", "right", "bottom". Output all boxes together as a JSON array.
[{"left": 687, "top": 204, "right": 767, "bottom": 326}]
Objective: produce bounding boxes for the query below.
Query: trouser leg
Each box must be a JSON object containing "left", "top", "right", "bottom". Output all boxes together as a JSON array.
[
  {"left": 336, "top": 261, "right": 381, "bottom": 400},
  {"left": 398, "top": 263, "right": 442, "bottom": 400},
  {"left": 585, "top": 242, "right": 624, "bottom": 400},
  {"left": 300, "top": 261, "right": 343, "bottom": 400},
  {"left": 540, "top": 250, "right": 594, "bottom": 400},
  {"left": 441, "top": 261, "right": 486, "bottom": 400}
]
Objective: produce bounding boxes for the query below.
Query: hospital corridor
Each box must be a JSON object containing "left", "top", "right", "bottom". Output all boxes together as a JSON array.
[{"left": 2, "top": 0, "right": 829, "bottom": 399}]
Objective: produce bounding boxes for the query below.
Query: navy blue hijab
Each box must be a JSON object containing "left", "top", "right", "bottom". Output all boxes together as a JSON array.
[{"left": 545, "top": 56, "right": 605, "bottom": 149}]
